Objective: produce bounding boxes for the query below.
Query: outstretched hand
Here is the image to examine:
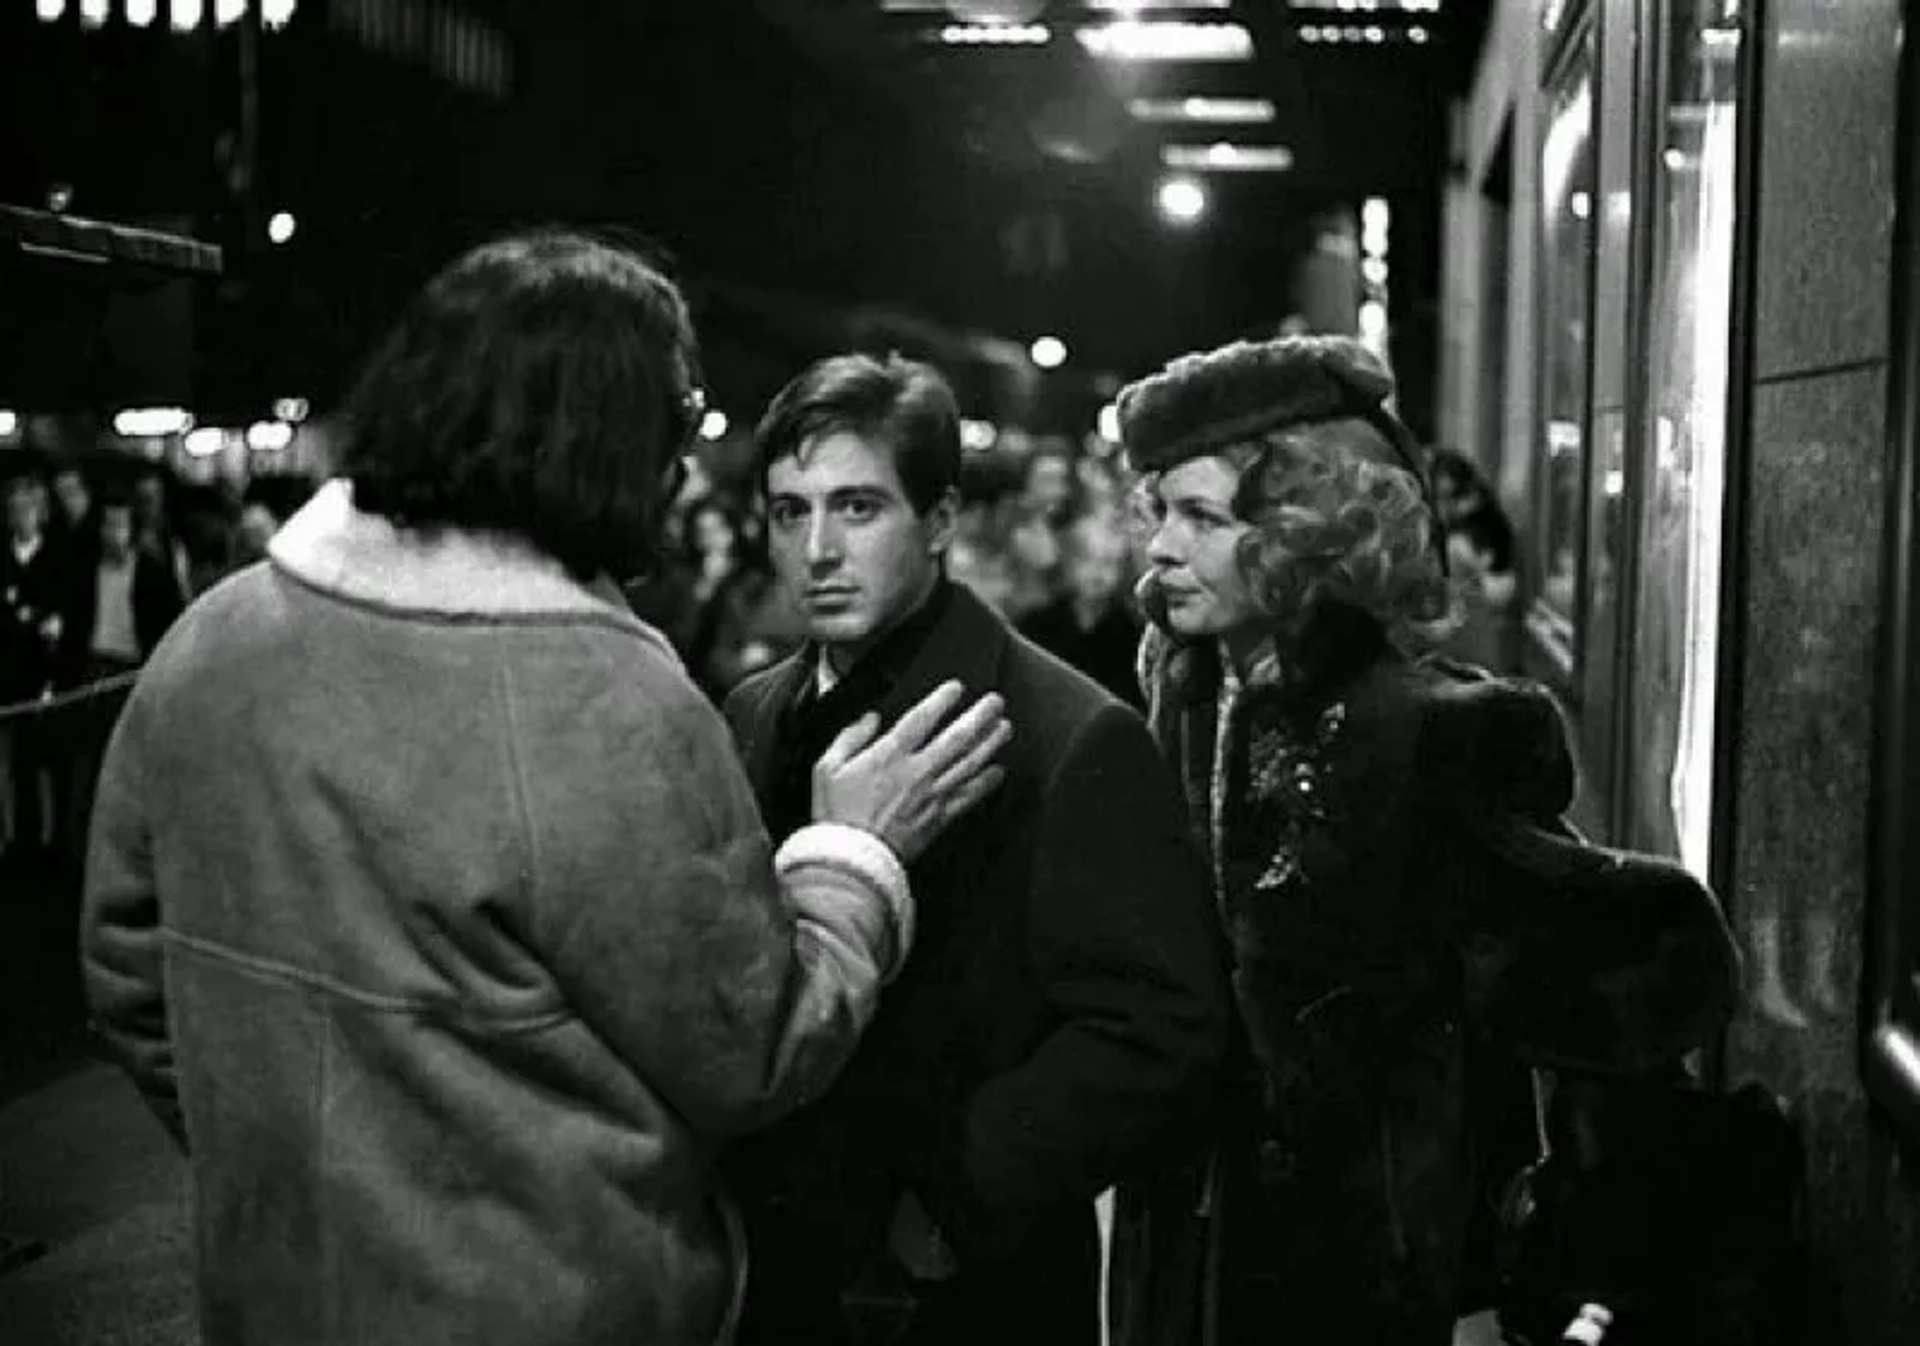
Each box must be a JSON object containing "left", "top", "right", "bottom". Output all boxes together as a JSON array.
[{"left": 812, "top": 680, "right": 1012, "bottom": 864}]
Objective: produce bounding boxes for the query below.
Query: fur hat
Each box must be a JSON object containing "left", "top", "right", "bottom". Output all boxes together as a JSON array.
[{"left": 1117, "top": 334, "right": 1412, "bottom": 475}]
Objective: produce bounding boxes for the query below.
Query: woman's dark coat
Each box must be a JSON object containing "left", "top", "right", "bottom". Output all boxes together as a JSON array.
[{"left": 1108, "top": 609, "right": 1740, "bottom": 1346}]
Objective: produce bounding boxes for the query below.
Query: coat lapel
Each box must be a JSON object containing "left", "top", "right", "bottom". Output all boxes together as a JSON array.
[
  {"left": 735, "top": 656, "right": 814, "bottom": 802},
  {"left": 730, "top": 584, "right": 1008, "bottom": 805},
  {"left": 865, "top": 583, "right": 1011, "bottom": 732}
]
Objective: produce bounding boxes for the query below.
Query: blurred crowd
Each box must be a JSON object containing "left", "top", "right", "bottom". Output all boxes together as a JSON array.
[
  {"left": 1, "top": 422, "right": 1521, "bottom": 872},
  {"left": 0, "top": 459, "right": 318, "bottom": 869},
  {"left": 627, "top": 425, "right": 1523, "bottom": 711}
]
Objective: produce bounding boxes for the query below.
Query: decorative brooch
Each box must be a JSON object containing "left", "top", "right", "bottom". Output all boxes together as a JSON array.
[{"left": 1245, "top": 701, "right": 1347, "bottom": 891}]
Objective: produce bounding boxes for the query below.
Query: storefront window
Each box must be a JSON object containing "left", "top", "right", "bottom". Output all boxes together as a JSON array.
[
  {"left": 1626, "top": 0, "right": 1744, "bottom": 878},
  {"left": 1532, "top": 37, "right": 1598, "bottom": 679}
]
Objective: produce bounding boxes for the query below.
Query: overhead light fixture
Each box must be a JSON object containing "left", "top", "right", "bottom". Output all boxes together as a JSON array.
[
  {"left": 79, "top": 0, "right": 108, "bottom": 28},
  {"left": 1162, "top": 143, "right": 1295, "bottom": 172},
  {"left": 1030, "top": 336, "right": 1068, "bottom": 370},
  {"left": 938, "top": 23, "right": 1050, "bottom": 45},
  {"left": 1088, "top": 0, "right": 1231, "bottom": 9},
  {"left": 1157, "top": 175, "right": 1209, "bottom": 224},
  {"left": 113, "top": 407, "right": 195, "bottom": 438},
  {"left": 1077, "top": 22, "right": 1254, "bottom": 62},
  {"left": 0, "top": 411, "right": 18, "bottom": 439},
  {"left": 247, "top": 420, "right": 295, "bottom": 452},
  {"left": 184, "top": 427, "right": 226, "bottom": 458},
  {"left": 126, "top": 0, "right": 158, "bottom": 26},
  {"left": 1300, "top": 22, "right": 1430, "bottom": 44},
  {"left": 1288, "top": 0, "right": 1441, "bottom": 10},
  {"left": 1128, "top": 96, "right": 1276, "bottom": 125}
]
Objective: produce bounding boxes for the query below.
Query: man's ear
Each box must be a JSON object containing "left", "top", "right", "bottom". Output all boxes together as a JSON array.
[{"left": 924, "top": 487, "right": 960, "bottom": 558}]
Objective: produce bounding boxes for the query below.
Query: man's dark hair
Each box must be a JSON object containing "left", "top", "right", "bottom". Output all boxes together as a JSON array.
[
  {"left": 753, "top": 353, "right": 961, "bottom": 514},
  {"left": 339, "top": 228, "right": 703, "bottom": 581}
]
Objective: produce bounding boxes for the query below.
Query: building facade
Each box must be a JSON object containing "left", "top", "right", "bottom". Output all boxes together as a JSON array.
[{"left": 1439, "top": 2, "right": 1920, "bottom": 1340}]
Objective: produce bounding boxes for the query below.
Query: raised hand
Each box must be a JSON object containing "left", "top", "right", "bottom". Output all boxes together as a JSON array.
[{"left": 812, "top": 680, "right": 1012, "bottom": 864}]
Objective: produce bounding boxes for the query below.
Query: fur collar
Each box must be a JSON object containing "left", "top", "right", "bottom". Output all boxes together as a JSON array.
[
  {"left": 269, "top": 479, "right": 644, "bottom": 626},
  {"left": 1139, "top": 602, "right": 1391, "bottom": 721}
]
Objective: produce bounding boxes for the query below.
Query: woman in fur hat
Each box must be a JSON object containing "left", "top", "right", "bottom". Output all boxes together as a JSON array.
[{"left": 1105, "top": 335, "right": 1739, "bottom": 1345}]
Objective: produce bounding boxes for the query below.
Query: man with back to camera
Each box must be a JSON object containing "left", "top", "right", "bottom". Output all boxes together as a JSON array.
[
  {"left": 723, "top": 352, "right": 1232, "bottom": 1346},
  {"left": 77, "top": 232, "right": 1015, "bottom": 1346}
]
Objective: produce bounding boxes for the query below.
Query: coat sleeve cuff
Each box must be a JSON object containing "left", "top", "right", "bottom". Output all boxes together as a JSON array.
[{"left": 774, "top": 823, "right": 915, "bottom": 980}]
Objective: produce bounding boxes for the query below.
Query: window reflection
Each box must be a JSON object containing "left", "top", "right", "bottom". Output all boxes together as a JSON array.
[
  {"left": 1534, "top": 45, "right": 1597, "bottom": 674},
  {"left": 1628, "top": 0, "right": 1743, "bottom": 881}
]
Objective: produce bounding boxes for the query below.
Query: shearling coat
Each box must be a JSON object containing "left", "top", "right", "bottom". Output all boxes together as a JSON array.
[
  {"left": 80, "top": 480, "right": 918, "bottom": 1346},
  {"left": 1108, "top": 606, "right": 1739, "bottom": 1346}
]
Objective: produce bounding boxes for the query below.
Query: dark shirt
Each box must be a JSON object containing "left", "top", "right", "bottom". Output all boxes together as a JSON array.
[{"left": 762, "top": 580, "right": 957, "bottom": 844}]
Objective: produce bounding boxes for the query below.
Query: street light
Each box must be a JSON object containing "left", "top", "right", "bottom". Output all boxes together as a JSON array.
[
  {"left": 1157, "top": 175, "right": 1208, "bottom": 225},
  {"left": 267, "top": 211, "right": 297, "bottom": 245},
  {"left": 1030, "top": 336, "right": 1068, "bottom": 370}
]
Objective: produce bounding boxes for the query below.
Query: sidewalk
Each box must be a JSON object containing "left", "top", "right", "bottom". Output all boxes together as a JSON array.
[
  {"left": 0, "top": 1062, "right": 195, "bottom": 1346},
  {"left": 0, "top": 845, "right": 197, "bottom": 1345}
]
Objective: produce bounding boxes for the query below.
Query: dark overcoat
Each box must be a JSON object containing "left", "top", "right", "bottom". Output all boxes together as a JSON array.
[
  {"left": 723, "top": 582, "right": 1233, "bottom": 1346},
  {"left": 1108, "top": 607, "right": 1741, "bottom": 1346}
]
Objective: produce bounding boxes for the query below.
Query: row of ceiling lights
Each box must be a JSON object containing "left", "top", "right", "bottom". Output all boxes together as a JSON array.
[
  {"left": 34, "top": 0, "right": 297, "bottom": 29},
  {"left": 930, "top": 21, "right": 1254, "bottom": 60},
  {"left": 887, "top": 1, "right": 1439, "bottom": 11},
  {"left": 933, "top": 19, "right": 1434, "bottom": 52},
  {"left": 917, "top": 4, "right": 1443, "bottom": 219}
]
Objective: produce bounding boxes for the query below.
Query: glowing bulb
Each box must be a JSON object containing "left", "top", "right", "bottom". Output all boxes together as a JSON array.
[
  {"left": 699, "top": 409, "right": 730, "bottom": 440},
  {"left": 1157, "top": 175, "right": 1208, "bottom": 224},
  {"left": 1030, "top": 336, "right": 1068, "bottom": 370},
  {"left": 267, "top": 211, "right": 297, "bottom": 244},
  {"left": 247, "top": 420, "right": 294, "bottom": 452}
]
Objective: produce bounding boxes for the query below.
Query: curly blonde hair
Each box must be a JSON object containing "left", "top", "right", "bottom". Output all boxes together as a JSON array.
[{"left": 1222, "top": 415, "right": 1459, "bottom": 649}]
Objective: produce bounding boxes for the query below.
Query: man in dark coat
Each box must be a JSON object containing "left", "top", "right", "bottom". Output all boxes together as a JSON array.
[
  {"left": 724, "top": 353, "right": 1232, "bottom": 1346},
  {"left": 54, "top": 494, "right": 186, "bottom": 687}
]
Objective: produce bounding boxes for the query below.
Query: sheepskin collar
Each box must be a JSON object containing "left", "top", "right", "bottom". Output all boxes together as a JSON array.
[{"left": 269, "top": 478, "right": 640, "bottom": 624}]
